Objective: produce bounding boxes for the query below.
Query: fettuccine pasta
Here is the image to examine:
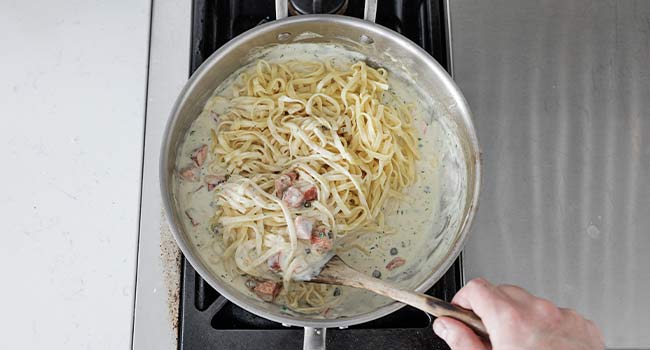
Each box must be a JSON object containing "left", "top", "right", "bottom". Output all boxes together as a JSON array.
[{"left": 180, "top": 58, "right": 419, "bottom": 313}]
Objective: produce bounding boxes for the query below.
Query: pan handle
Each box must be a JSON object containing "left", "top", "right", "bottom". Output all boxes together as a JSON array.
[
  {"left": 275, "top": 0, "right": 288, "bottom": 19},
  {"left": 275, "top": 0, "right": 377, "bottom": 22},
  {"left": 303, "top": 327, "right": 327, "bottom": 350},
  {"left": 363, "top": 0, "right": 377, "bottom": 22}
]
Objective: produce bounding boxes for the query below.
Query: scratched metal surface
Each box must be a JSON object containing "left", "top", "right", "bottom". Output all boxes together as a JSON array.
[{"left": 449, "top": 0, "right": 650, "bottom": 347}]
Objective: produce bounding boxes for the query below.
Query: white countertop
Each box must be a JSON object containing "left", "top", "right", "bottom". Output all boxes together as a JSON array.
[{"left": 0, "top": 1, "right": 151, "bottom": 348}]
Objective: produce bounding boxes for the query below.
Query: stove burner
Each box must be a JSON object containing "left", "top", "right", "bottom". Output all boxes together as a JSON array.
[{"left": 289, "top": 0, "right": 348, "bottom": 15}]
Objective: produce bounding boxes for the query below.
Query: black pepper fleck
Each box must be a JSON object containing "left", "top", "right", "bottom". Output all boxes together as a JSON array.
[
  {"left": 333, "top": 287, "right": 341, "bottom": 297},
  {"left": 390, "top": 248, "right": 398, "bottom": 256},
  {"left": 372, "top": 270, "right": 382, "bottom": 278}
]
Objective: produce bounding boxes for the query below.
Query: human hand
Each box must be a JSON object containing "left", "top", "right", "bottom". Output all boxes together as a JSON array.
[{"left": 433, "top": 278, "right": 604, "bottom": 350}]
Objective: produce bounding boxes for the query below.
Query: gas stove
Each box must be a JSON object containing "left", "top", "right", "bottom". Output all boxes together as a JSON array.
[{"left": 177, "top": 1, "right": 461, "bottom": 349}]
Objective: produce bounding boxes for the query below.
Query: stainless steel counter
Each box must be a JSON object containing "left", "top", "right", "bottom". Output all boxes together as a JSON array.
[{"left": 448, "top": 1, "right": 650, "bottom": 347}]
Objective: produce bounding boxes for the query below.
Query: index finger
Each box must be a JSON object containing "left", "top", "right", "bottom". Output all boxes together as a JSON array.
[{"left": 452, "top": 278, "right": 511, "bottom": 326}]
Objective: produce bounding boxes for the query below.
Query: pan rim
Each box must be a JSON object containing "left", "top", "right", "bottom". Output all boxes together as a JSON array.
[{"left": 160, "top": 13, "right": 481, "bottom": 328}]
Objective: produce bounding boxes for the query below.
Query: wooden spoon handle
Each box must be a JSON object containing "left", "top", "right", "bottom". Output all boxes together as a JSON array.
[
  {"left": 358, "top": 275, "right": 488, "bottom": 338},
  {"left": 388, "top": 288, "right": 488, "bottom": 339},
  {"left": 312, "top": 257, "right": 489, "bottom": 339}
]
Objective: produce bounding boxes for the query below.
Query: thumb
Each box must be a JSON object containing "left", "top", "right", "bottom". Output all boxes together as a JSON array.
[{"left": 433, "top": 317, "right": 488, "bottom": 350}]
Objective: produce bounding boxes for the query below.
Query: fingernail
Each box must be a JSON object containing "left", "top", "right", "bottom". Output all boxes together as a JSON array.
[{"left": 433, "top": 319, "right": 447, "bottom": 339}]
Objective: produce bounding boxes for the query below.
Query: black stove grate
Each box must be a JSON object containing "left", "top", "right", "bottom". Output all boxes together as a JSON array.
[{"left": 180, "top": 1, "right": 459, "bottom": 348}]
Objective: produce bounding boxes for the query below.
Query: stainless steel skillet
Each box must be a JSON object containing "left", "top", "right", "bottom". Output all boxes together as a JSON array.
[{"left": 161, "top": 1, "right": 481, "bottom": 348}]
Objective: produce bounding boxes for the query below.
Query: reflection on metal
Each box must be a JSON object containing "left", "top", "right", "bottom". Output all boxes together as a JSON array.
[{"left": 450, "top": 0, "right": 650, "bottom": 347}]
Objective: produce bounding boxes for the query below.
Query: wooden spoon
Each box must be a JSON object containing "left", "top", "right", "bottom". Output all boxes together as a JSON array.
[{"left": 310, "top": 256, "right": 489, "bottom": 339}]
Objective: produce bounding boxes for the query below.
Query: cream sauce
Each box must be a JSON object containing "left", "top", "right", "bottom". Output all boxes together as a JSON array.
[{"left": 173, "top": 43, "right": 465, "bottom": 318}]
